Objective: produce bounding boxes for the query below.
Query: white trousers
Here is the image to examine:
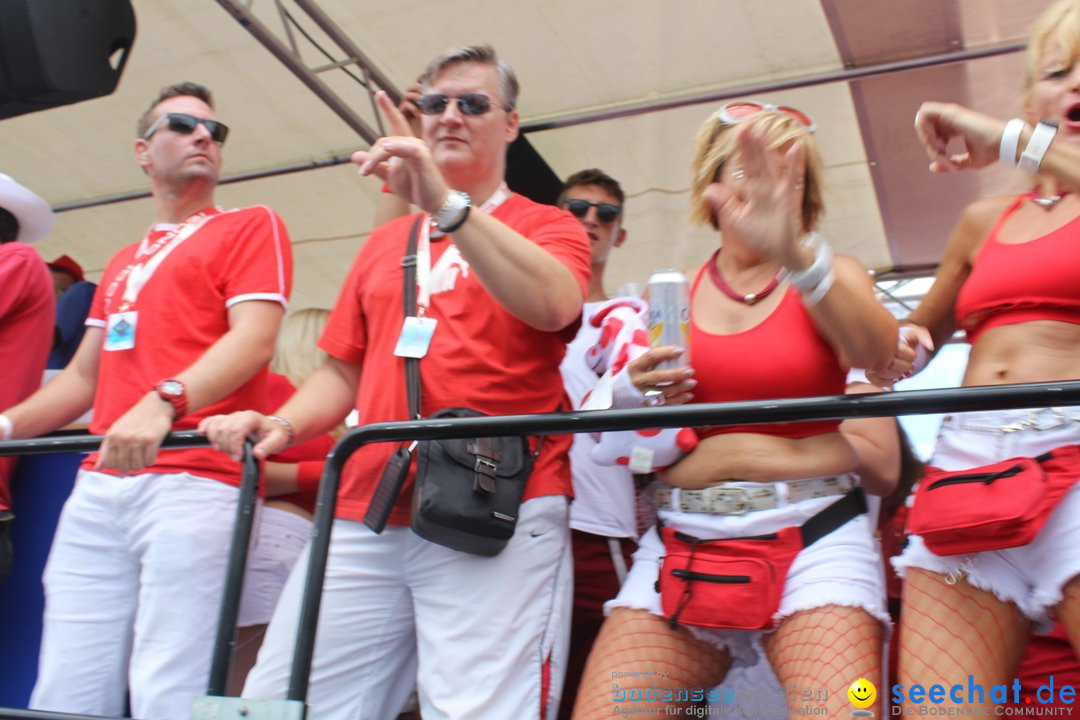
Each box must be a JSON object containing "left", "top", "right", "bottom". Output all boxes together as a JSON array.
[
  {"left": 30, "top": 470, "right": 241, "bottom": 720},
  {"left": 243, "top": 495, "right": 573, "bottom": 720}
]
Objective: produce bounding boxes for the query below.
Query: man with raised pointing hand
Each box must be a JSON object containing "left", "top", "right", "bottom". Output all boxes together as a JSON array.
[{"left": 204, "top": 45, "right": 590, "bottom": 719}]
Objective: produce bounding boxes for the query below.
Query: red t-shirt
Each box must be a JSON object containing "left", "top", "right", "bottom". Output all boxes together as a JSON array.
[
  {"left": 0, "top": 242, "right": 54, "bottom": 509},
  {"left": 319, "top": 193, "right": 591, "bottom": 525},
  {"left": 84, "top": 206, "right": 293, "bottom": 485}
]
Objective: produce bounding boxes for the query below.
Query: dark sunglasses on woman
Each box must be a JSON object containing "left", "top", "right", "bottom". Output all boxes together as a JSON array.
[{"left": 143, "top": 112, "right": 230, "bottom": 144}]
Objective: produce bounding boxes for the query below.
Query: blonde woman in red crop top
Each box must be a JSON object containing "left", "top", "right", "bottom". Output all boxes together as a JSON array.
[
  {"left": 869, "top": 0, "right": 1080, "bottom": 712},
  {"left": 571, "top": 106, "right": 898, "bottom": 720}
]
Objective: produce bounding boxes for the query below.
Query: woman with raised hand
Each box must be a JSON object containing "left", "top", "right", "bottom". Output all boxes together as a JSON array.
[
  {"left": 870, "top": 0, "right": 1080, "bottom": 708},
  {"left": 571, "top": 102, "right": 897, "bottom": 719}
]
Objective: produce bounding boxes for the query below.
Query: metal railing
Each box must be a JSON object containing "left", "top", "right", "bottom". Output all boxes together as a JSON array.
[{"left": 2, "top": 380, "right": 1080, "bottom": 719}]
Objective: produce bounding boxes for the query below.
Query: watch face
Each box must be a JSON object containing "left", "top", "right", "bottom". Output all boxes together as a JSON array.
[{"left": 160, "top": 381, "right": 184, "bottom": 397}]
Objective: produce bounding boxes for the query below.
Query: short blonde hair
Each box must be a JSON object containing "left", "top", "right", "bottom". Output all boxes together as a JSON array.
[
  {"left": 1025, "top": 0, "right": 1080, "bottom": 105},
  {"left": 271, "top": 308, "right": 330, "bottom": 389},
  {"left": 689, "top": 107, "right": 825, "bottom": 233}
]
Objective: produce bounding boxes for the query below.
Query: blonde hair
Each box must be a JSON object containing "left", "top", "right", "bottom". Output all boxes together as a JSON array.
[
  {"left": 689, "top": 107, "right": 825, "bottom": 233},
  {"left": 1025, "top": 0, "right": 1080, "bottom": 105},
  {"left": 271, "top": 308, "right": 330, "bottom": 389}
]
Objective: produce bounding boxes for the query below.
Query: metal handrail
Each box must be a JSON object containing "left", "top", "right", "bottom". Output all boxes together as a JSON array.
[
  {"left": 3, "top": 379, "right": 1080, "bottom": 717},
  {"left": 0, "top": 434, "right": 256, "bottom": 708},
  {"left": 287, "top": 379, "right": 1080, "bottom": 700}
]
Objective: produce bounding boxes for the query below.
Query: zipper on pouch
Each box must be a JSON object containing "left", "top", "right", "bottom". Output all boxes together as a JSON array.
[
  {"left": 927, "top": 464, "right": 1023, "bottom": 491},
  {"left": 672, "top": 569, "right": 751, "bottom": 583}
]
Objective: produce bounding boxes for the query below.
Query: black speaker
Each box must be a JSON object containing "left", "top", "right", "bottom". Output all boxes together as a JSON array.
[{"left": 0, "top": 0, "right": 136, "bottom": 120}]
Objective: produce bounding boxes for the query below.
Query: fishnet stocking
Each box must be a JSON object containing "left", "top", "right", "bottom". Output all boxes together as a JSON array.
[
  {"left": 899, "top": 568, "right": 1028, "bottom": 710},
  {"left": 1055, "top": 573, "right": 1080, "bottom": 658},
  {"left": 763, "top": 605, "right": 882, "bottom": 715},
  {"left": 571, "top": 607, "right": 731, "bottom": 719}
]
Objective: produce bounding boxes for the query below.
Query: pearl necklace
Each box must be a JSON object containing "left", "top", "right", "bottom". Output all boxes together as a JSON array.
[{"left": 1029, "top": 189, "right": 1070, "bottom": 209}]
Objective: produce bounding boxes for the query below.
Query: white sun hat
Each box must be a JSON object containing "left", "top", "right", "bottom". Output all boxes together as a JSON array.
[{"left": 0, "top": 173, "right": 54, "bottom": 244}]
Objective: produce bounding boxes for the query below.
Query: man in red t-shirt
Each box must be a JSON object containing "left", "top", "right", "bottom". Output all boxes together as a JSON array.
[
  {"left": 204, "top": 45, "right": 590, "bottom": 720},
  {"left": 1, "top": 82, "right": 292, "bottom": 720},
  {"left": 0, "top": 173, "right": 55, "bottom": 582}
]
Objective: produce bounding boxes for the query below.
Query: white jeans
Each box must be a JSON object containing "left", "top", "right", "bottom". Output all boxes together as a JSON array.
[
  {"left": 30, "top": 470, "right": 241, "bottom": 720},
  {"left": 243, "top": 495, "right": 573, "bottom": 720}
]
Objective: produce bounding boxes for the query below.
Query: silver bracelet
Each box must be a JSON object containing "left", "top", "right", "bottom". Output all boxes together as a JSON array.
[
  {"left": 0, "top": 414, "right": 12, "bottom": 441},
  {"left": 266, "top": 414, "right": 296, "bottom": 446}
]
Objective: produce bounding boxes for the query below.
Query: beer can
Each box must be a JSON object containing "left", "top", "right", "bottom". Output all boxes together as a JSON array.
[{"left": 646, "top": 269, "right": 691, "bottom": 370}]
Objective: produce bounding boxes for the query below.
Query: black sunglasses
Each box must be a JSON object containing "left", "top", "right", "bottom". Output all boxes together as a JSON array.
[
  {"left": 143, "top": 112, "right": 230, "bottom": 144},
  {"left": 416, "top": 93, "right": 504, "bottom": 116},
  {"left": 564, "top": 198, "right": 622, "bottom": 223}
]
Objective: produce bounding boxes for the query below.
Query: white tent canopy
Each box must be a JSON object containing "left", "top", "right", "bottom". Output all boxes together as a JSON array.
[{"left": 1, "top": 0, "right": 1049, "bottom": 311}]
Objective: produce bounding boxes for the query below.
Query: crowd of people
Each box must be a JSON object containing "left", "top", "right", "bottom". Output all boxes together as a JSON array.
[{"left": 2, "top": 0, "right": 1080, "bottom": 717}]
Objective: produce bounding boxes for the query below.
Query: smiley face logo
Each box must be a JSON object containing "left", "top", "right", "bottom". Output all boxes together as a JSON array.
[{"left": 848, "top": 678, "right": 876, "bottom": 709}]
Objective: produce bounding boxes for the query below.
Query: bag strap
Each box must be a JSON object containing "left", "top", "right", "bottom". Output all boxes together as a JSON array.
[
  {"left": 403, "top": 217, "right": 422, "bottom": 421},
  {"left": 657, "top": 486, "right": 867, "bottom": 547},
  {"left": 800, "top": 487, "right": 867, "bottom": 547},
  {"left": 361, "top": 217, "right": 424, "bottom": 534}
]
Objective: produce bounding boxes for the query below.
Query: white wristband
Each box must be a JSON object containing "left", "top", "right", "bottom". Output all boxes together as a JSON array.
[
  {"left": 998, "top": 119, "right": 1025, "bottom": 166},
  {"left": 802, "top": 270, "right": 836, "bottom": 306},
  {"left": 1018, "top": 121, "right": 1058, "bottom": 174},
  {"left": 787, "top": 232, "right": 835, "bottom": 300},
  {"left": 0, "top": 414, "right": 12, "bottom": 441}
]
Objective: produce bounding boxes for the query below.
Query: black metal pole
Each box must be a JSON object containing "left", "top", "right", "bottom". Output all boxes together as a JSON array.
[
  {"left": 205, "top": 441, "right": 260, "bottom": 697},
  {"left": 0, "top": 430, "right": 209, "bottom": 456},
  {"left": 284, "top": 379, "right": 1080, "bottom": 700}
]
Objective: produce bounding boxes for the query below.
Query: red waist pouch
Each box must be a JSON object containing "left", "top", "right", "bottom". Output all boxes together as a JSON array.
[
  {"left": 657, "top": 489, "right": 866, "bottom": 631},
  {"left": 908, "top": 444, "right": 1080, "bottom": 556}
]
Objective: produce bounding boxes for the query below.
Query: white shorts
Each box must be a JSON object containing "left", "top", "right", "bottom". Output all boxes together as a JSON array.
[
  {"left": 607, "top": 478, "right": 888, "bottom": 668},
  {"left": 237, "top": 506, "right": 312, "bottom": 627},
  {"left": 243, "top": 495, "right": 572, "bottom": 720},
  {"left": 894, "top": 407, "right": 1080, "bottom": 630}
]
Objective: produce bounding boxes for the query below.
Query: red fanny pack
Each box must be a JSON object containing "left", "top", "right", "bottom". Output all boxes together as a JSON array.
[
  {"left": 908, "top": 444, "right": 1080, "bottom": 556},
  {"left": 658, "top": 489, "right": 865, "bottom": 631}
]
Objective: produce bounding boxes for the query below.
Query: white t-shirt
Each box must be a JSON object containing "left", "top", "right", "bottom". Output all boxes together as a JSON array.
[{"left": 560, "top": 298, "right": 638, "bottom": 538}]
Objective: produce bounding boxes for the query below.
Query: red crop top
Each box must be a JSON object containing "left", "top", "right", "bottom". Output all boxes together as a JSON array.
[
  {"left": 689, "top": 265, "right": 847, "bottom": 439},
  {"left": 956, "top": 193, "right": 1080, "bottom": 343}
]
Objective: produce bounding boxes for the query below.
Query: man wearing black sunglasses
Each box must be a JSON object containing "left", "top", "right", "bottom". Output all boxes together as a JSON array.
[
  {"left": 6, "top": 81, "right": 292, "bottom": 720},
  {"left": 205, "top": 45, "right": 591, "bottom": 720},
  {"left": 554, "top": 169, "right": 637, "bottom": 719}
]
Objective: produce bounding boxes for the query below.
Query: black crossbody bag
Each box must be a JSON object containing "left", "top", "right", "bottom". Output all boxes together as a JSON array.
[{"left": 363, "top": 218, "right": 542, "bottom": 556}]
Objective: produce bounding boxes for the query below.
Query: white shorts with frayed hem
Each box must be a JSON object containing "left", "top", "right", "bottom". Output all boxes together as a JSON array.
[
  {"left": 893, "top": 408, "right": 1080, "bottom": 631},
  {"left": 606, "top": 477, "right": 888, "bottom": 668}
]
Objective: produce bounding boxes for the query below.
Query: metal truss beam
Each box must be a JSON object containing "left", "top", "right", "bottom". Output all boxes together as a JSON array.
[{"left": 212, "top": 0, "right": 401, "bottom": 144}]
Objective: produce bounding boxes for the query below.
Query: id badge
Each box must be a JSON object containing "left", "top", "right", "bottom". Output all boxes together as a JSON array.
[
  {"left": 105, "top": 311, "right": 138, "bottom": 351},
  {"left": 394, "top": 316, "right": 437, "bottom": 358}
]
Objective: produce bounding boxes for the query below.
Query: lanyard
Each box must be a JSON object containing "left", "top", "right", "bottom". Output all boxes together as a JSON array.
[
  {"left": 104, "top": 209, "right": 219, "bottom": 314},
  {"left": 416, "top": 184, "right": 510, "bottom": 314}
]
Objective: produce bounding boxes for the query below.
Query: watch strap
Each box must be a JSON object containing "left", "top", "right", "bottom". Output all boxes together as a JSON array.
[{"left": 154, "top": 379, "right": 188, "bottom": 420}]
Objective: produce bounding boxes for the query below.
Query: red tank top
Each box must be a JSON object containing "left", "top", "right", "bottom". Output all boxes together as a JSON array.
[
  {"left": 689, "top": 264, "right": 846, "bottom": 439},
  {"left": 955, "top": 193, "right": 1080, "bottom": 342}
]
